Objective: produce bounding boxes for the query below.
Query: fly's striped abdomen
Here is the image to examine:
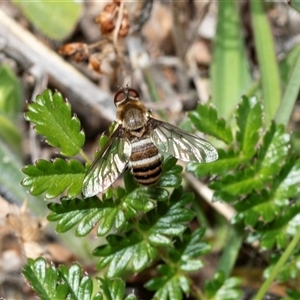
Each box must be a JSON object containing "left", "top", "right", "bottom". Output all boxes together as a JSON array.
[{"left": 129, "top": 137, "right": 162, "bottom": 186}]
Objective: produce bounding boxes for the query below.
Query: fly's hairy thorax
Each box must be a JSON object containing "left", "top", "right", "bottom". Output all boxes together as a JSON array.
[
  {"left": 116, "top": 100, "right": 148, "bottom": 131},
  {"left": 117, "top": 100, "right": 162, "bottom": 186}
]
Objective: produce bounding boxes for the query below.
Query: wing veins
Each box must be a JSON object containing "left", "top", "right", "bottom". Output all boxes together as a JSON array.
[
  {"left": 149, "top": 118, "right": 218, "bottom": 163},
  {"left": 82, "top": 125, "right": 131, "bottom": 197}
]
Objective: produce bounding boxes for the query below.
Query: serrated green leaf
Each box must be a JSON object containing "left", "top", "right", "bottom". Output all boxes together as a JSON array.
[
  {"left": 94, "top": 231, "right": 157, "bottom": 277},
  {"left": 234, "top": 157, "right": 300, "bottom": 226},
  {"left": 212, "top": 123, "right": 291, "bottom": 200},
  {"left": 234, "top": 192, "right": 273, "bottom": 226},
  {"left": 211, "top": 169, "right": 261, "bottom": 199},
  {"left": 187, "top": 149, "right": 243, "bottom": 177},
  {"left": 256, "top": 123, "right": 290, "bottom": 179},
  {"left": 204, "top": 272, "right": 242, "bottom": 299},
  {"left": 59, "top": 264, "right": 93, "bottom": 300},
  {"left": 98, "top": 277, "right": 137, "bottom": 300},
  {"left": 22, "top": 158, "right": 85, "bottom": 199},
  {"left": 170, "top": 228, "right": 210, "bottom": 272},
  {"left": 23, "top": 258, "right": 68, "bottom": 300},
  {"left": 158, "top": 169, "right": 182, "bottom": 188},
  {"left": 145, "top": 265, "right": 189, "bottom": 300},
  {"left": 25, "top": 89, "right": 85, "bottom": 156},
  {"left": 236, "top": 96, "right": 263, "bottom": 159},
  {"left": 125, "top": 188, "right": 156, "bottom": 212},
  {"left": 189, "top": 104, "right": 233, "bottom": 144},
  {"left": 248, "top": 202, "right": 300, "bottom": 250},
  {"left": 273, "top": 158, "right": 300, "bottom": 206},
  {"left": 139, "top": 189, "right": 195, "bottom": 246},
  {"left": 12, "top": 0, "right": 82, "bottom": 41},
  {"left": 48, "top": 197, "right": 125, "bottom": 236},
  {"left": 146, "top": 228, "right": 210, "bottom": 299}
]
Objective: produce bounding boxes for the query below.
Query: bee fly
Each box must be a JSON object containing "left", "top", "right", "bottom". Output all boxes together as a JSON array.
[{"left": 82, "top": 87, "right": 218, "bottom": 197}]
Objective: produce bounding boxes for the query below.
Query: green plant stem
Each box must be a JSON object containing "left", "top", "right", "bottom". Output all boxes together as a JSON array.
[
  {"left": 80, "top": 149, "right": 91, "bottom": 164},
  {"left": 254, "top": 228, "right": 300, "bottom": 300},
  {"left": 250, "top": 0, "right": 281, "bottom": 126},
  {"left": 275, "top": 51, "right": 300, "bottom": 126},
  {"left": 216, "top": 225, "right": 243, "bottom": 278}
]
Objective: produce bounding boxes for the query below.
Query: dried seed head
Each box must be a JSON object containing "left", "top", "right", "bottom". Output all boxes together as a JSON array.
[
  {"left": 95, "top": 3, "right": 118, "bottom": 34},
  {"left": 89, "top": 55, "right": 103, "bottom": 74},
  {"left": 59, "top": 43, "right": 89, "bottom": 63},
  {"left": 95, "top": 1, "right": 130, "bottom": 37}
]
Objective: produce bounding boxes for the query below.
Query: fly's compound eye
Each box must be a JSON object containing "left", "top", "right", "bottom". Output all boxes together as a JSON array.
[
  {"left": 114, "top": 90, "right": 126, "bottom": 106},
  {"left": 127, "top": 88, "right": 139, "bottom": 98}
]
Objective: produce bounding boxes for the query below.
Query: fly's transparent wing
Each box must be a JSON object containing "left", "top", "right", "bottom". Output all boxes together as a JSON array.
[
  {"left": 149, "top": 118, "right": 218, "bottom": 163},
  {"left": 82, "top": 125, "right": 131, "bottom": 197}
]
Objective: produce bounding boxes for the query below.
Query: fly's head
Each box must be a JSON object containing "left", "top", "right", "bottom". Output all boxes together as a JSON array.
[{"left": 114, "top": 87, "right": 148, "bottom": 131}]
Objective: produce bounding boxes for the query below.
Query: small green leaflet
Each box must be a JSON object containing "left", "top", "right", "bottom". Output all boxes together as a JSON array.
[
  {"left": 234, "top": 157, "right": 300, "bottom": 227},
  {"left": 97, "top": 278, "right": 137, "bottom": 300},
  {"left": 48, "top": 197, "right": 126, "bottom": 236},
  {"left": 94, "top": 231, "right": 157, "bottom": 277},
  {"left": 146, "top": 266, "right": 190, "bottom": 300},
  {"left": 145, "top": 228, "right": 211, "bottom": 300},
  {"left": 25, "top": 89, "right": 85, "bottom": 156},
  {"left": 22, "top": 158, "right": 85, "bottom": 199},
  {"left": 173, "top": 228, "right": 211, "bottom": 272},
  {"left": 187, "top": 149, "right": 242, "bottom": 177},
  {"left": 59, "top": 264, "right": 94, "bottom": 300},
  {"left": 139, "top": 189, "right": 195, "bottom": 246},
  {"left": 23, "top": 258, "right": 102, "bottom": 300},
  {"left": 93, "top": 188, "right": 195, "bottom": 277},
  {"left": 204, "top": 272, "right": 242, "bottom": 300},
  {"left": 23, "top": 257, "right": 68, "bottom": 300},
  {"left": 255, "top": 123, "right": 290, "bottom": 179},
  {"left": 236, "top": 96, "right": 263, "bottom": 159},
  {"left": 211, "top": 122, "right": 291, "bottom": 200},
  {"left": 189, "top": 103, "right": 233, "bottom": 144},
  {"left": 246, "top": 202, "right": 300, "bottom": 250}
]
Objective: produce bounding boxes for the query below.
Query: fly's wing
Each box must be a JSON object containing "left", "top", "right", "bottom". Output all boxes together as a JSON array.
[
  {"left": 82, "top": 125, "right": 131, "bottom": 197},
  {"left": 149, "top": 118, "right": 218, "bottom": 163}
]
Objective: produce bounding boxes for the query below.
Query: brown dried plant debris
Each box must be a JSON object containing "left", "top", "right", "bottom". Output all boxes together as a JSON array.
[
  {"left": 0, "top": 197, "right": 74, "bottom": 276},
  {"left": 59, "top": 0, "right": 129, "bottom": 75},
  {"left": 95, "top": 0, "right": 130, "bottom": 38}
]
